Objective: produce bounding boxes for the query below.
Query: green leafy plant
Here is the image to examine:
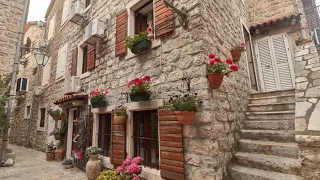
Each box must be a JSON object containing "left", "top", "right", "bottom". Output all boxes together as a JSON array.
[
  {"left": 113, "top": 104, "right": 127, "bottom": 116},
  {"left": 169, "top": 93, "right": 202, "bottom": 112},
  {"left": 86, "top": 146, "right": 102, "bottom": 155},
  {"left": 97, "top": 170, "right": 122, "bottom": 180},
  {"left": 207, "top": 54, "right": 238, "bottom": 75},
  {"left": 127, "top": 76, "right": 151, "bottom": 95},
  {"left": 295, "top": 37, "right": 310, "bottom": 45},
  {"left": 89, "top": 89, "right": 108, "bottom": 106},
  {"left": 47, "top": 109, "right": 64, "bottom": 118},
  {"left": 46, "top": 141, "right": 56, "bottom": 153},
  {"left": 0, "top": 74, "right": 10, "bottom": 136},
  {"left": 125, "top": 28, "right": 153, "bottom": 50}
]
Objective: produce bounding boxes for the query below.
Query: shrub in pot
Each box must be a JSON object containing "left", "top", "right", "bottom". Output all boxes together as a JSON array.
[
  {"left": 46, "top": 141, "right": 56, "bottom": 161},
  {"left": 86, "top": 146, "right": 103, "bottom": 180},
  {"left": 97, "top": 170, "right": 122, "bottom": 180},
  {"left": 207, "top": 53, "right": 239, "bottom": 89},
  {"left": 231, "top": 42, "right": 246, "bottom": 61},
  {"left": 47, "top": 109, "right": 65, "bottom": 120},
  {"left": 112, "top": 105, "right": 127, "bottom": 125},
  {"left": 126, "top": 27, "right": 154, "bottom": 54},
  {"left": 169, "top": 93, "right": 202, "bottom": 125},
  {"left": 127, "top": 76, "right": 151, "bottom": 102},
  {"left": 90, "top": 89, "right": 108, "bottom": 108},
  {"left": 54, "top": 142, "right": 65, "bottom": 162}
]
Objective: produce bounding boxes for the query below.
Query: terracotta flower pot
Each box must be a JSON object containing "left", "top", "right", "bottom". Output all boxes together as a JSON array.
[
  {"left": 54, "top": 147, "right": 65, "bottom": 162},
  {"left": 113, "top": 115, "right": 127, "bottom": 125},
  {"left": 46, "top": 152, "right": 54, "bottom": 161},
  {"left": 231, "top": 49, "right": 242, "bottom": 61},
  {"left": 53, "top": 116, "right": 63, "bottom": 121},
  {"left": 175, "top": 111, "right": 196, "bottom": 125},
  {"left": 207, "top": 73, "right": 224, "bottom": 89},
  {"left": 86, "top": 154, "right": 102, "bottom": 180}
]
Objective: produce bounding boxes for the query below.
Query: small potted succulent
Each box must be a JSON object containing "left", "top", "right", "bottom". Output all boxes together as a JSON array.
[
  {"left": 169, "top": 93, "right": 202, "bottom": 125},
  {"left": 46, "top": 141, "right": 56, "bottom": 161},
  {"left": 86, "top": 146, "right": 102, "bottom": 180},
  {"left": 127, "top": 76, "right": 151, "bottom": 102},
  {"left": 113, "top": 105, "right": 127, "bottom": 125},
  {"left": 295, "top": 37, "right": 312, "bottom": 46},
  {"left": 90, "top": 89, "right": 108, "bottom": 108},
  {"left": 231, "top": 42, "right": 246, "bottom": 61},
  {"left": 114, "top": 157, "right": 143, "bottom": 180},
  {"left": 207, "top": 53, "right": 238, "bottom": 89},
  {"left": 125, "top": 27, "right": 154, "bottom": 54},
  {"left": 47, "top": 109, "right": 64, "bottom": 120},
  {"left": 62, "top": 158, "right": 74, "bottom": 169}
]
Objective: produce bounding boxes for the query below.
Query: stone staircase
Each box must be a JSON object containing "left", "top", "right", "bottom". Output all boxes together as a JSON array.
[{"left": 230, "top": 89, "right": 303, "bottom": 180}]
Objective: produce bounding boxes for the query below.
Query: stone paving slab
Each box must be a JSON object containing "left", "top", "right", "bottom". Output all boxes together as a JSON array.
[{"left": 0, "top": 144, "right": 86, "bottom": 180}]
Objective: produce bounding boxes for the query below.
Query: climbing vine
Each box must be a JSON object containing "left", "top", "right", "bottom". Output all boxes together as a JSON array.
[{"left": 0, "top": 74, "right": 10, "bottom": 137}]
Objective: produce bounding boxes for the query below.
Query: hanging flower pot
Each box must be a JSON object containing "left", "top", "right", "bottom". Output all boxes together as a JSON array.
[
  {"left": 131, "top": 39, "right": 152, "bottom": 54},
  {"left": 90, "top": 89, "right": 108, "bottom": 108},
  {"left": 53, "top": 116, "right": 63, "bottom": 121},
  {"left": 175, "top": 111, "right": 196, "bottom": 125},
  {"left": 208, "top": 73, "right": 224, "bottom": 89},
  {"left": 126, "top": 27, "right": 154, "bottom": 54},
  {"left": 48, "top": 109, "right": 65, "bottom": 121},
  {"left": 127, "top": 76, "right": 151, "bottom": 102},
  {"left": 113, "top": 115, "right": 127, "bottom": 125},
  {"left": 91, "top": 101, "right": 107, "bottom": 108},
  {"left": 130, "top": 92, "right": 150, "bottom": 102},
  {"left": 46, "top": 152, "right": 54, "bottom": 161},
  {"left": 231, "top": 49, "right": 242, "bottom": 61}
]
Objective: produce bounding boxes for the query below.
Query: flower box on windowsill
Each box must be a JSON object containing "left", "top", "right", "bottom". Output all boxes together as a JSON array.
[
  {"left": 91, "top": 101, "right": 107, "bottom": 108},
  {"left": 131, "top": 39, "right": 152, "bottom": 54}
]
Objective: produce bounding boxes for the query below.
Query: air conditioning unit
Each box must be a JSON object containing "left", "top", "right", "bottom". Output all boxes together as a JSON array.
[
  {"left": 314, "top": 28, "right": 320, "bottom": 45},
  {"left": 65, "top": 76, "right": 81, "bottom": 94},
  {"left": 16, "top": 77, "right": 29, "bottom": 93},
  {"left": 34, "top": 86, "right": 44, "bottom": 96},
  {"left": 70, "top": 0, "right": 85, "bottom": 24},
  {"left": 84, "top": 18, "right": 105, "bottom": 45}
]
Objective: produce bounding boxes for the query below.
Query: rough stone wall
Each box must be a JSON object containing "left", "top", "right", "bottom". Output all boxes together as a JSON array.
[
  {"left": 0, "top": 0, "right": 24, "bottom": 75},
  {"left": 9, "top": 24, "right": 44, "bottom": 148},
  {"left": 294, "top": 42, "right": 320, "bottom": 179}
]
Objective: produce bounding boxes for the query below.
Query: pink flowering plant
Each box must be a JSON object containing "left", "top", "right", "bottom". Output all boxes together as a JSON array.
[
  {"left": 113, "top": 104, "right": 127, "bottom": 116},
  {"left": 207, "top": 53, "right": 239, "bottom": 76},
  {"left": 115, "top": 157, "right": 143, "bottom": 180},
  {"left": 89, "top": 89, "right": 108, "bottom": 108},
  {"left": 234, "top": 42, "right": 246, "bottom": 52},
  {"left": 127, "top": 76, "right": 151, "bottom": 95}
]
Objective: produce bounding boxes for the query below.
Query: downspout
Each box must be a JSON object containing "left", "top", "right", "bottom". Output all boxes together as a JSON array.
[{"left": 294, "top": 0, "right": 307, "bottom": 38}]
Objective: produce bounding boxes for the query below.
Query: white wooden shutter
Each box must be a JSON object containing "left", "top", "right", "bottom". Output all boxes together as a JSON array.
[
  {"left": 61, "top": 0, "right": 70, "bottom": 25},
  {"left": 48, "top": 15, "right": 55, "bottom": 40},
  {"left": 270, "top": 35, "right": 294, "bottom": 90},
  {"left": 56, "top": 44, "right": 68, "bottom": 79},
  {"left": 255, "top": 37, "right": 277, "bottom": 92},
  {"left": 56, "top": 48, "right": 62, "bottom": 79},
  {"left": 42, "top": 57, "right": 51, "bottom": 86}
]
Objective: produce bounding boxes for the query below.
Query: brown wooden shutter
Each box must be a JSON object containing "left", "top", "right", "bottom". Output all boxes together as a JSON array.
[
  {"left": 115, "top": 10, "right": 128, "bottom": 56},
  {"left": 154, "top": 0, "right": 174, "bottom": 37},
  {"left": 71, "top": 47, "right": 78, "bottom": 76},
  {"left": 86, "top": 44, "right": 95, "bottom": 71},
  {"left": 159, "top": 108, "right": 185, "bottom": 180},
  {"left": 111, "top": 117, "right": 126, "bottom": 166}
]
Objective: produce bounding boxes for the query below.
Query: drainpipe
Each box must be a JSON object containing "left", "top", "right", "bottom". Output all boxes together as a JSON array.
[
  {"left": 1, "top": 0, "right": 31, "bottom": 164},
  {"left": 294, "top": 0, "right": 308, "bottom": 38}
]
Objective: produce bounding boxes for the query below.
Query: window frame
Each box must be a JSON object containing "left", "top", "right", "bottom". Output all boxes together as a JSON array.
[
  {"left": 56, "top": 44, "right": 68, "bottom": 81},
  {"left": 82, "top": 45, "right": 88, "bottom": 74},
  {"left": 97, "top": 113, "right": 112, "bottom": 157},
  {"left": 42, "top": 57, "right": 52, "bottom": 86},
  {"left": 84, "top": 0, "right": 92, "bottom": 12},
  {"left": 37, "top": 107, "right": 47, "bottom": 131},
  {"left": 24, "top": 104, "right": 32, "bottom": 119}
]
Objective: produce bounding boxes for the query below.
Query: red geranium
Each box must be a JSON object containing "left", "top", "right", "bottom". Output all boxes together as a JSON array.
[
  {"left": 226, "top": 58, "right": 233, "bottom": 64},
  {"left": 207, "top": 53, "right": 239, "bottom": 76},
  {"left": 230, "top": 65, "right": 239, "bottom": 71},
  {"left": 208, "top": 53, "right": 215, "bottom": 59},
  {"left": 127, "top": 76, "right": 151, "bottom": 95}
]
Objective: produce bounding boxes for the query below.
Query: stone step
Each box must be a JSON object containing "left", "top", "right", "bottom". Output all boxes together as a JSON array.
[
  {"left": 235, "top": 152, "right": 301, "bottom": 175},
  {"left": 247, "top": 102, "right": 295, "bottom": 112},
  {"left": 243, "top": 120, "right": 295, "bottom": 130},
  {"left": 230, "top": 165, "right": 303, "bottom": 180},
  {"left": 251, "top": 89, "right": 295, "bottom": 99},
  {"left": 238, "top": 139, "right": 299, "bottom": 158},
  {"left": 249, "top": 95, "right": 295, "bottom": 104},
  {"left": 241, "top": 130, "right": 295, "bottom": 142},
  {"left": 246, "top": 111, "right": 295, "bottom": 120}
]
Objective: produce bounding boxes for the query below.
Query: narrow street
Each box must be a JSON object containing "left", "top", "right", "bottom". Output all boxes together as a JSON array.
[{"left": 0, "top": 144, "right": 86, "bottom": 180}]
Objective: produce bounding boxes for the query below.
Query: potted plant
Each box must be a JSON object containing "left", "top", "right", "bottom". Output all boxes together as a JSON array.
[
  {"left": 295, "top": 37, "right": 312, "bottom": 46},
  {"left": 231, "top": 42, "right": 246, "bottom": 61},
  {"left": 125, "top": 27, "right": 154, "bottom": 54},
  {"left": 54, "top": 142, "right": 65, "bottom": 162},
  {"left": 62, "top": 158, "right": 74, "bottom": 169},
  {"left": 90, "top": 89, "right": 108, "bottom": 108},
  {"left": 97, "top": 170, "right": 122, "bottom": 180},
  {"left": 207, "top": 53, "right": 239, "bottom": 89},
  {"left": 127, "top": 76, "right": 151, "bottom": 102},
  {"left": 50, "top": 126, "right": 67, "bottom": 140},
  {"left": 169, "top": 93, "right": 202, "bottom": 125},
  {"left": 46, "top": 141, "right": 56, "bottom": 161},
  {"left": 113, "top": 105, "right": 127, "bottom": 125},
  {"left": 114, "top": 157, "right": 143, "bottom": 180},
  {"left": 86, "top": 146, "right": 103, "bottom": 180},
  {"left": 47, "top": 109, "right": 64, "bottom": 120}
]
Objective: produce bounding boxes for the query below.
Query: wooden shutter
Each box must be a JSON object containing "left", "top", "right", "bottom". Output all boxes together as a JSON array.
[
  {"left": 158, "top": 108, "right": 184, "bottom": 180},
  {"left": 71, "top": 47, "right": 78, "bottom": 76},
  {"left": 154, "top": 0, "right": 174, "bottom": 37},
  {"left": 86, "top": 44, "right": 95, "bottom": 71},
  {"left": 115, "top": 10, "right": 127, "bottom": 56},
  {"left": 111, "top": 116, "right": 126, "bottom": 166}
]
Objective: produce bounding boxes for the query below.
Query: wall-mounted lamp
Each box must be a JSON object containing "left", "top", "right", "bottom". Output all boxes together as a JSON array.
[{"left": 164, "top": 0, "right": 188, "bottom": 29}]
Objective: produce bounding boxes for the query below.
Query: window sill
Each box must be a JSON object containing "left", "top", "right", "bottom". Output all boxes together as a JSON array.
[
  {"left": 24, "top": 117, "right": 30, "bottom": 120},
  {"left": 125, "top": 39, "right": 161, "bottom": 60},
  {"left": 84, "top": 5, "right": 92, "bottom": 13},
  {"left": 140, "top": 167, "right": 161, "bottom": 180},
  {"left": 55, "top": 76, "right": 65, "bottom": 83},
  {"left": 60, "top": 20, "right": 69, "bottom": 30},
  {"left": 79, "top": 71, "right": 91, "bottom": 79},
  {"left": 37, "top": 127, "right": 46, "bottom": 132}
]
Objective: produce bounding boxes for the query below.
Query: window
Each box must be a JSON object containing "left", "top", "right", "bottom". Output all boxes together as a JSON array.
[
  {"left": 85, "top": 0, "right": 91, "bottom": 8},
  {"left": 48, "top": 15, "right": 55, "bottom": 40},
  {"left": 98, "top": 114, "right": 112, "bottom": 157},
  {"left": 24, "top": 105, "right": 31, "bottom": 119},
  {"left": 42, "top": 57, "right": 51, "bottom": 86},
  {"left": 133, "top": 110, "right": 159, "bottom": 169},
  {"left": 56, "top": 44, "right": 68, "bottom": 79},
  {"left": 61, "top": 0, "right": 71, "bottom": 25},
  {"left": 134, "top": 1, "right": 153, "bottom": 34},
  {"left": 82, "top": 46, "right": 88, "bottom": 73},
  {"left": 38, "top": 108, "right": 46, "bottom": 129},
  {"left": 16, "top": 77, "right": 29, "bottom": 92}
]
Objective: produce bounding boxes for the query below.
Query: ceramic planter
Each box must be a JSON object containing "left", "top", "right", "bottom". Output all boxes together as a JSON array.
[
  {"left": 46, "top": 152, "right": 54, "bottom": 161},
  {"left": 91, "top": 101, "right": 107, "bottom": 108},
  {"left": 231, "top": 49, "right": 242, "bottom": 61},
  {"left": 53, "top": 116, "right": 63, "bottom": 121},
  {"left": 130, "top": 92, "right": 150, "bottom": 102},
  {"left": 54, "top": 147, "right": 65, "bottom": 162},
  {"left": 113, "top": 115, "right": 127, "bottom": 125},
  {"left": 207, "top": 73, "right": 224, "bottom": 89},
  {"left": 175, "top": 111, "right": 196, "bottom": 125},
  {"left": 86, "top": 154, "right": 102, "bottom": 180},
  {"left": 131, "top": 39, "right": 152, "bottom": 54}
]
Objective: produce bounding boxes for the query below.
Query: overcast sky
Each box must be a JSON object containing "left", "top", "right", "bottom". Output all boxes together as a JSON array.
[{"left": 27, "top": 0, "right": 51, "bottom": 21}]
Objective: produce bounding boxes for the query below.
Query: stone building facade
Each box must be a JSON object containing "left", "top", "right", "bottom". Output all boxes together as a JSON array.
[{"left": 0, "top": 0, "right": 24, "bottom": 75}]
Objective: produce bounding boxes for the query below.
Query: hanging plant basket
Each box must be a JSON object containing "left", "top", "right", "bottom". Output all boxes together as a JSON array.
[
  {"left": 175, "top": 111, "right": 196, "bottom": 125},
  {"left": 113, "top": 115, "right": 127, "bottom": 125},
  {"left": 131, "top": 39, "right": 152, "bottom": 54},
  {"left": 207, "top": 73, "right": 224, "bottom": 89},
  {"left": 53, "top": 116, "right": 63, "bottom": 121},
  {"left": 130, "top": 92, "right": 150, "bottom": 102},
  {"left": 231, "top": 49, "right": 242, "bottom": 61},
  {"left": 91, "top": 101, "right": 107, "bottom": 108}
]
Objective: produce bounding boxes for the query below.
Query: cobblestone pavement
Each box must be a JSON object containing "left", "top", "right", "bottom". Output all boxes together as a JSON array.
[{"left": 0, "top": 144, "right": 86, "bottom": 180}]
